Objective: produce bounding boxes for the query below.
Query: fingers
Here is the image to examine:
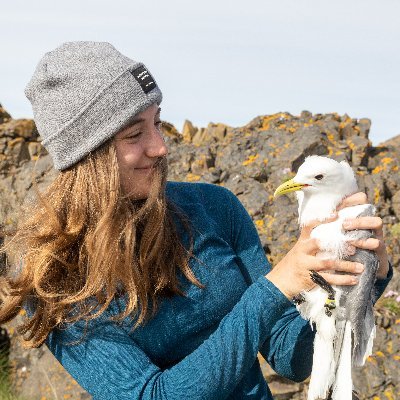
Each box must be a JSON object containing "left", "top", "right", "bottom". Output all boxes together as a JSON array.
[
  {"left": 318, "top": 271, "right": 359, "bottom": 286},
  {"left": 342, "top": 216, "right": 383, "bottom": 231},
  {"left": 301, "top": 238, "right": 321, "bottom": 255},
  {"left": 336, "top": 192, "right": 368, "bottom": 211},
  {"left": 312, "top": 258, "right": 364, "bottom": 274},
  {"left": 349, "top": 237, "right": 382, "bottom": 251},
  {"left": 334, "top": 259, "right": 364, "bottom": 273}
]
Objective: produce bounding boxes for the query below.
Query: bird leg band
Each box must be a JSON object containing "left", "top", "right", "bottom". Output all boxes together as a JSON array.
[{"left": 309, "top": 270, "right": 336, "bottom": 317}]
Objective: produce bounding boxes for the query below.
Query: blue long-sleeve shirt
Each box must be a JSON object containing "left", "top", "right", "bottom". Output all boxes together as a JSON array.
[{"left": 43, "top": 181, "right": 393, "bottom": 399}]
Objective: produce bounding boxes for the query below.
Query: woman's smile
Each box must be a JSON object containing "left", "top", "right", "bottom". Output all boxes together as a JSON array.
[{"left": 113, "top": 104, "right": 168, "bottom": 199}]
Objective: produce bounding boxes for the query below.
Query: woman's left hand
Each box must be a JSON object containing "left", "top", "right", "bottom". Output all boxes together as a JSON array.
[{"left": 336, "top": 192, "right": 389, "bottom": 279}]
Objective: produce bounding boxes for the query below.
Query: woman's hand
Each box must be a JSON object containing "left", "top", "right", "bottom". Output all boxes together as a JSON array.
[
  {"left": 336, "top": 192, "right": 389, "bottom": 280},
  {"left": 265, "top": 214, "right": 364, "bottom": 300}
]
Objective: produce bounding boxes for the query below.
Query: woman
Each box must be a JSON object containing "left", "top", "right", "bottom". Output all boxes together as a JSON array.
[{"left": 0, "top": 41, "right": 392, "bottom": 399}]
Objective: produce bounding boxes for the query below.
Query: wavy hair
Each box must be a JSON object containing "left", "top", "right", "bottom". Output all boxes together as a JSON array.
[{"left": 0, "top": 139, "right": 204, "bottom": 348}]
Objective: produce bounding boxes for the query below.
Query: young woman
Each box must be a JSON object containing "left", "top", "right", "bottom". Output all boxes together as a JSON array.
[{"left": 0, "top": 41, "right": 392, "bottom": 400}]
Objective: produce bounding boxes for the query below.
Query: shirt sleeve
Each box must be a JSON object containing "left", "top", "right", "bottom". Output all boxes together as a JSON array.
[
  {"left": 45, "top": 274, "right": 292, "bottom": 400},
  {"left": 224, "top": 187, "right": 393, "bottom": 382},
  {"left": 223, "top": 187, "right": 315, "bottom": 381}
]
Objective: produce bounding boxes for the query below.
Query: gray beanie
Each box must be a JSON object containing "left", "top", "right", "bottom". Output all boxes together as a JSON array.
[{"left": 24, "top": 41, "right": 162, "bottom": 170}]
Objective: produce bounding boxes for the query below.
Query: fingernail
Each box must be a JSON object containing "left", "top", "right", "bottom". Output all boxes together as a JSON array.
[
  {"left": 355, "top": 263, "right": 364, "bottom": 273},
  {"left": 352, "top": 276, "right": 359, "bottom": 284},
  {"left": 330, "top": 213, "right": 337, "bottom": 219}
]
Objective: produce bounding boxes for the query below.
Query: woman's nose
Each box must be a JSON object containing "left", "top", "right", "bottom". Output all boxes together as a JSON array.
[{"left": 145, "top": 126, "right": 168, "bottom": 158}]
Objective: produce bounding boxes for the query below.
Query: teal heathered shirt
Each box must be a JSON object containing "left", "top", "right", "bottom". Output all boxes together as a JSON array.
[{"left": 44, "top": 181, "right": 392, "bottom": 400}]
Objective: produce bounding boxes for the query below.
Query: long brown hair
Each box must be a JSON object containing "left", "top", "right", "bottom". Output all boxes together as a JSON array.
[{"left": 0, "top": 138, "right": 204, "bottom": 348}]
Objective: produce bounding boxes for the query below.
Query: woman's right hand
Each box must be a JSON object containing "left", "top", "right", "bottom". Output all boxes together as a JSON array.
[{"left": 265, "top": 213, "right": 365, "bottom": 300}]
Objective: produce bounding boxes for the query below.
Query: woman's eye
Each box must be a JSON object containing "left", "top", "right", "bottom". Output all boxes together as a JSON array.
[{"left": 127, "top": 132, "right": 141, "bottom": 139}]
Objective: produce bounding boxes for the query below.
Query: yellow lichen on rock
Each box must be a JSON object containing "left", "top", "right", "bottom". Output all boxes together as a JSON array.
[
  {"left": 242, "top": 154, "right": 259, "bottom": 166},
  {"left": 381, "top": 157, "right": 393, "bottom": 165},
  {"left": 374, "top": 187, "right": 380, "bottom": 203},
  {"left": 386, "top": 340, "right": 393, "bottom": 354},
  {"left": 372, "top": 166, "right": 383, "bottom": 174},
  {"left": 383, "top": 388, "right": 395, "bottom": 400},
  {"left": 8, "top": 137, "right": 24, "bottom": 147},
  {"left": 186, "top": 173, "right": 201, "bottom": 182}
]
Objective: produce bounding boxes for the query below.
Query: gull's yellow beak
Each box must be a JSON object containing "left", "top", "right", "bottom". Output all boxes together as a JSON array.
[{"left": 273, "top": 178, "right": 309, "bottom": 198}]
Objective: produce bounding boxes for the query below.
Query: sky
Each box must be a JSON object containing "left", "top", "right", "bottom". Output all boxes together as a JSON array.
[{"left": 1, "top": 0, "right": 399, "bottom": 145}]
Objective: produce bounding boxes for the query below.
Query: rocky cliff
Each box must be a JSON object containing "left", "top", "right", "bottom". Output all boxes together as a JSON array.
[{"left": 0, "top": 102, "right": 399, "bottom": 399}]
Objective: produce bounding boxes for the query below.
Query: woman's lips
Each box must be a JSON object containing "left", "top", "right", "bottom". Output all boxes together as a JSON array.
[{"left": 135, "top": 166, "right": 155, "bottom": 173}]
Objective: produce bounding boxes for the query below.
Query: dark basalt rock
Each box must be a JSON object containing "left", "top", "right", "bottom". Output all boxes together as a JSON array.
[{"left": 0, "top": 105, "right": 399, "bottom": 399}]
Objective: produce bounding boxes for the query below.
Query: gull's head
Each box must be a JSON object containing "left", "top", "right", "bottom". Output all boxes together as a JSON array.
[
  {"left": 274, "top": 155, "right": 357, "bottom": 199},
  {"left": 274, "top": 155, "right": 358, "bottom": 225}
]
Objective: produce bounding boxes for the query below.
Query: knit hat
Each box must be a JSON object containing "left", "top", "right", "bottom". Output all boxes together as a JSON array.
[{"left": 24, "top": 41, "right": 162, "bottom": 170}]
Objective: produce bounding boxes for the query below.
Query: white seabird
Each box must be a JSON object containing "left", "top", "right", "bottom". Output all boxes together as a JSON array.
[{"left": 274, "top": 155, "right": 379, "bottom": 400}]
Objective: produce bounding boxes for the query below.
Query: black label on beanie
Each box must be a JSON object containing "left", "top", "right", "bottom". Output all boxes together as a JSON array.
[{"left": 131, "top": 65, "right": 157, "bottom": 94}]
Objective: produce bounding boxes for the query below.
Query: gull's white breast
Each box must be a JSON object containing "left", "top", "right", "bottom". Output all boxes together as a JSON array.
[{"left": 311, "top": 204, "right": 372, "bottom": 261}]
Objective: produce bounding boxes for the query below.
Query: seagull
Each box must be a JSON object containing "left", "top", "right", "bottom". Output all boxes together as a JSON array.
[{"left": 273, "top": 155, "right": 379, "bottom": 400}]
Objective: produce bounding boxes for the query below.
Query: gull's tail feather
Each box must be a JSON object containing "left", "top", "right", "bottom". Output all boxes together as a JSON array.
[
  {"left": 352, "top": 309, "right": 375, "bottom": 366},
  {"left": 331, "top": 320, "right": 353, "bottom": 400},
  {"left": 307, "top": 316, "right": 337, "bottom": 400}
]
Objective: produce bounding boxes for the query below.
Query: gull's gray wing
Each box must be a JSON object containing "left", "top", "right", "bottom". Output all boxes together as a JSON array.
[{"left": 338, "top": 205, "right": 379, "bottom": 366}]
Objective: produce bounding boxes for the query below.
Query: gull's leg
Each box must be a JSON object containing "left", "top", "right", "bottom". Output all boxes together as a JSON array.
[
  {"left": 292, "top": 293, "right": 305, "bottom": 305},
  {"left": 309, "top": 270, "right": 336, "bottom": 317}
]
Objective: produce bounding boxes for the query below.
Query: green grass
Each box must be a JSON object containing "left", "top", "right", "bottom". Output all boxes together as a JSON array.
[
  {"left": 380, "top": 298, "right": 400, "bottom": 316},
  {"left": 0, "top": 355, "right": 26, "bottom": 400},
  {"left": 389, "top": 222, "right": 400, "bottom": 238}
]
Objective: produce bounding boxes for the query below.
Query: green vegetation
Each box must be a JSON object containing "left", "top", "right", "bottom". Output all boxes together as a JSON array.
[
  {"left": 389, "top": 223, "right": 400, "bottom": 238},
  {"left": 0, "top": 354, "right": 25, "bottom": 400},
  {"left": 379, "top": 298, "right": 400, "bottom": 316},
  {"left": 377, "top": 297, "right": 400, "bottom": 317}
]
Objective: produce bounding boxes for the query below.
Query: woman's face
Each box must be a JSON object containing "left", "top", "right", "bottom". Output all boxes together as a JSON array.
[{"left": 114, "top": 103, "right": 168, "bottom": 199}]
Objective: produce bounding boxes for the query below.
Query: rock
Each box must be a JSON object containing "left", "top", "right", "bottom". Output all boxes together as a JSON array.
[
  {"left": 0, "top": 119, "right": 38, "bottom": 140},
  {"left": 160, "top": 121, "right": 180, "bottom": 140},
  {"left": 8, "top": 139, "right": 31, "bottom": 165},
  {"left": 340, "top": 121, "right": 356, "bottom": 139},
  {"left": 282, "top": 126, "right": 329, "bottom": 172},
  {"left": 0, "top": 103, "right": 12, "bottom": 124},
  {"left": 380, "top": 133, "right": 400, "bottom": 148},
  {"left": 392, "top": 191, "right": 400, "bottom": 219},
  {"left": 182, "top": 120, "right": 197, "bottom": 143},
  {"left": 6, "top": 315, "right": 89, "bottom": 400},
  {"left": 300, "top": 110, "right": 312, "bottom": 120},
  {"left": 223, "top": 176, "right": 269, "bottom": 217},
  {"left": 191, "top": 127, "right": 207, "bottom": 146},
  {"left": 268, "top": 380, "right": 302, "bottom": 400},
  {"left": 358, "top": 118, "right": 371, "bottom": 138},
  {"left": 347, "top": 135, "right": 370, "bottom": 167},
  {"left": 1, "top": 105, "right": 399, "bottom": 400},
  {"left": 27, "top": 142, "right": 48, "bottom": 159},
  {"left": 191, "top": 123, "right": 230, "bottom": 145},
  {"left": 205, "top": 122, "right": 228, "bottom": 142}
]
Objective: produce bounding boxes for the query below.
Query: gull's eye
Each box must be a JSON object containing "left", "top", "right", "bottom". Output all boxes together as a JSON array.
[{"left": 315, "top": 174, "right": 324, "bottom": 180}]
